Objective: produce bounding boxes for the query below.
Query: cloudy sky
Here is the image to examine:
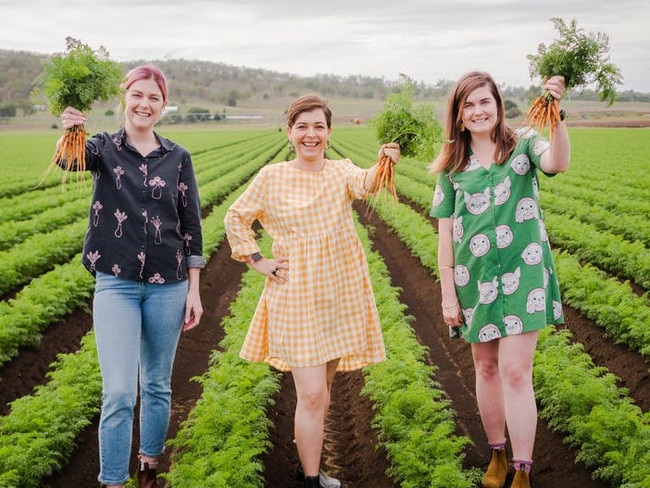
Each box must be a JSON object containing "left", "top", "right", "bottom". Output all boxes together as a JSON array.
[{"left": 2, "top": 0, "right": 649, "bottom": 93}]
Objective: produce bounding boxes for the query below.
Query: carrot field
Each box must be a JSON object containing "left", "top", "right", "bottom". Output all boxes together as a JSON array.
[{"left": 0, "top": 125, "right": 648, "bottom": 488}]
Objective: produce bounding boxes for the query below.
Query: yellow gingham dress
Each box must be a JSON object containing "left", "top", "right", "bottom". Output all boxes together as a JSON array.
[{"left": 224, "top": 159, "right": 386, "bottom": 372}]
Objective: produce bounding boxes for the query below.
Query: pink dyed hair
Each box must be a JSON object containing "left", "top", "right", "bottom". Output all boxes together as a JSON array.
[{"left": 121, "top": 64, "right": 168, "bottom": 102}]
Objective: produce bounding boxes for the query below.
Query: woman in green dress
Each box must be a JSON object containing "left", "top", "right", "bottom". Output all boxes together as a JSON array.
[{"left": 430, "top": 71, "right": 570, "bottom": 488}]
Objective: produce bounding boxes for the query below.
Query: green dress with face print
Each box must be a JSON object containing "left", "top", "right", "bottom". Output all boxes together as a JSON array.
[{"left": 430, "top": 128, "right": 564, "bottom": 343}]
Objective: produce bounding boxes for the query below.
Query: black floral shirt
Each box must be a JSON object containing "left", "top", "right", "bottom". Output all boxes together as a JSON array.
[{"left": 78, "top": 128, "right": 204, "bottom": 283}]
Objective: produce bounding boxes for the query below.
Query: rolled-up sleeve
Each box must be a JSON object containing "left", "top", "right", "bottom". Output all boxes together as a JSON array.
[{"left": 178, "top": 151, "right": 205, "bottom": 268}]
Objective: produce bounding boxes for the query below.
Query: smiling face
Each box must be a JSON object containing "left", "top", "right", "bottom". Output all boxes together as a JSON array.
[
  {"left": 123, "top": 77, "right": 167, "bottom": 133},
  {"left": 287, "top": 108, "right": 331, "bottom": 164},
  {"left": 460, "top": 85, "right": 498, "bottom": 136}
]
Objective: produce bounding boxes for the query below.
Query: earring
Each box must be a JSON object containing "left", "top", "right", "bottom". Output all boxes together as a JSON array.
[
  {"left": 459, "top": 123, "right": 465, "bottom": 132},
  {"left": 288, "top": 141, "right": 295, "bottom": 152},
  {"left": 325, "top": 140, "right": 331, "bottom": 150}
]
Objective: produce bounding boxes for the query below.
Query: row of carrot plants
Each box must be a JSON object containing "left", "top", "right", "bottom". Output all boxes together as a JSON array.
[
  {"left": 0, "top": 129, "right": 281, "bottom": 224},
  {"left": 365, "top": 191, "right": 650, "bottom": 487},
  {"left": 167, "top": 212, "right": 478, "bottom": 487},
  {"left": 330, "top": 129, "right": 650, "bottom": 486},
  {"left": 1, "top": 125, "right": 648, "bottom": 486},
  {"left": 1, "top": 129, "right": 478, "bottom": 488},
  {"left": 0, "top": 129, "right": 268, "bottom": 198},
  {"left": 332, "top": 128, "right": 650, "bottom": 360},
  {"left": 0, "top": 131, "right": 286, "bottom": 367},
  {"left": 537, "top": 186, "right": 650, "bottom": 248},
  {"left": 0, "top": 133, "right": 298, "bottom": 303},
  {"left": 0, "top": 131, "right": 286, "bottom": 486}
]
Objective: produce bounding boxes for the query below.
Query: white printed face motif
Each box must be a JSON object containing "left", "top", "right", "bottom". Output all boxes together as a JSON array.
[
  {"left": 502, "top": 267, "right": 521, "bottom": 295},
  {"left": 462, "top": 307, "right": 474, "bottom": 327},
  {"left": 453, "top": 216, "right": 464, "bottom": 243},
  {"left": 515, "top": 197, "right": 538, "bottom": 223},
  {"left": 538, "top": 220, "right": 548, "bottom": 242},
  {"left": 503, "top": 315, "right": 523, "bottom": 335},
  {"left": 543, "top": 267, "right": 550, "bottom": 288},
  {"left": 464, "top": 188, "right": 490, "bottom": 215},
  {"left": 517, "top": 127, "right": 536, "bottom": 139},
  {"left": 470, "top": 234, "right": 490, "bottom": 257},
  {"left": 521, "top": 243, "right": 543, "bottom": 265},
  {"left": 478, "top": 276, "right": 499, "bottom": 304},
  {"left": 553, "top": 301, "right": 563, "bottom": 320},
  {"left": 454, "top": 265, "right": 470, "bottom": 287},
  {"left": 494, "top": 175, "right": 511, "bottom": 205},
  {"left": 466, "top": 155, "right": 482, "bottom": 171},
  {"left": 533, "top": 139, "right": 550, "bottom": 156},
  {"left": 510, "top": 154, "right": 530, "bottom": 175},
  {"left": 496, "top": 225, "right": 513, "bottom": 249},
  {"left": 526, "top": 288, "right": 546, "bottom": 314},
  {"left": 432, "top": 185, "right": 444, "bottom": 207},
  {"left": 478, "top": 324, "right": 501, "bottom": 342}
]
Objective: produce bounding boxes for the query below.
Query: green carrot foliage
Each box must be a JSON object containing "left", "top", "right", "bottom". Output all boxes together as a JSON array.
[
  {"left": 527, "top": 18, "right": 622, "bottom": 105},
  {"left": 370, "top": 74, "right": 443, "bottom": 161},
  {"left": 31, "top": 37, "right": 123, "bottom": 116}
]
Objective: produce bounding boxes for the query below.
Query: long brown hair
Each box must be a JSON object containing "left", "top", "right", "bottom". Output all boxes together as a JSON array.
[{"left": 430, "top": 71, "right": 516, "bottom": 174}]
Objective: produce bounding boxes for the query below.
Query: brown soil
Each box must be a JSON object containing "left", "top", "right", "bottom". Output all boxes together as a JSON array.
[{"left": 2, "top": 199, "right": 648, "bottom": 488}]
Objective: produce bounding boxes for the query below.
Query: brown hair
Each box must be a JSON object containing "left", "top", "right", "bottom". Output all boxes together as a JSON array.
[
  {"left": 286, "top": 94, "right": 332, "bottom": 128},
  {"left": 430, "top": 71, "right": 516, "bottom": 174},
  {"left": 121, "top": 64, "right": 168, "bottom": 102}
]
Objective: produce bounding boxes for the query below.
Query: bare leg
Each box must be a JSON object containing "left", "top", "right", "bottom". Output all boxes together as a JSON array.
[
  {"left": 292, "top": 359, "right": 339, "bottom": 477},
  {"left": 472, "top": 340, "right": 506, "bottom": 445},
  {"left": 498, "top": 331, "right": 539, "bottom": 461}
]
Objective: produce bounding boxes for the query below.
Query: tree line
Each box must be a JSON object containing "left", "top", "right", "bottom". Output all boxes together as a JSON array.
[{"left": 1, "top": 48, "right": 648, "bottom": 118}]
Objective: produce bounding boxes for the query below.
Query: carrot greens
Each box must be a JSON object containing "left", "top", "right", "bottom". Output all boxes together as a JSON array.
[
  {"left": 526, "top": 17, "right": 622, "bottom": 136},
  {"left": 31, "top": 37, "right": 123, "bottom": 184},
  {"left": 369, "top": 74, "right": 443, "bottom": 203}
]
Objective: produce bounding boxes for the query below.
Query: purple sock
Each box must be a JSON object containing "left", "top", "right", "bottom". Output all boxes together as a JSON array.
[
  {"left": 512, "top": 459, "right": 532, "bottom": 474},
  {"left": 488, "top": 440, "right": 506, "bottom": 450}
]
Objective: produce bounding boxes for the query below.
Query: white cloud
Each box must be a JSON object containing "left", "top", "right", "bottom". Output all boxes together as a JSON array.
[{"left": 1, "top": 0, "right": 648, "bottom": 92}]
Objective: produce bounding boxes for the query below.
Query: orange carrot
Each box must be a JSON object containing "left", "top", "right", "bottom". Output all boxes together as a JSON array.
[
  {"left": 524, "top": 93, "right": 561, "bottom": 139},
  {"left": 367, "top": 154, "right": 397, "bottom": 214},
  {"left": 39, "top": 124, "right": 87, "bottom": 187}
]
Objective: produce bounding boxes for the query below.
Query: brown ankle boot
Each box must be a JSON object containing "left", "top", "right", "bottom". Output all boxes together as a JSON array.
[
  {"left": 137, "top": 455, "right": 159, "bottom": 488},
  {"left": 481, "top": 448, "right": 508, "bottom": 488},
  {"left": 511, "top": 467, "right": 531, "bottom": 488}
]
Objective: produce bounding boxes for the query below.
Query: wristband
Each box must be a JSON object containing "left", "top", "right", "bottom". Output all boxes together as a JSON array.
[{"left": 247, "top": 252, "right": 262, "bottom": 265}]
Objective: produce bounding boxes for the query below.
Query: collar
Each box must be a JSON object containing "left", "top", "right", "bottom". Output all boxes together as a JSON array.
[{"left": 115, "top": 127, "right": 174, "bottom": 154}]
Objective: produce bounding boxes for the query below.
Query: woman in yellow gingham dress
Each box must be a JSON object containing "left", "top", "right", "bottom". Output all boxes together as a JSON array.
[{"left": 224, "top": 94, "right": 399, "bottom": 488}]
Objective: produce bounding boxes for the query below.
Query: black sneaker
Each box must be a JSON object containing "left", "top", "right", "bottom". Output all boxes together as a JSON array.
[{"left": 296, "top": 464, "right": 342, "bottom": 488}]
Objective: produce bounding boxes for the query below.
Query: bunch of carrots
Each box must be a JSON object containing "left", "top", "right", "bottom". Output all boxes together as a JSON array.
[
  {"left": 31, "top": 37, "right": 122, "bottom": 184},
  {"left": 51, "top": 124, "right": 88, "bottom": 177},
  {"left": 370, "top": 153, "right": 398, "bottom": 201},
  {"left": 525, "top": 17, "right": 622, "bottom": 137},
  {"left": 369, "top": 74, "right": 443, "bottom": 206},
  {"left": 526, "top": 93, "right": 563, "bottom": 139}
]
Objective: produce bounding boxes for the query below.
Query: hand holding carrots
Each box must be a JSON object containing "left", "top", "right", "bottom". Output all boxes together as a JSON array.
[
  {"left": 378, "top": 142, "right": 401, "bottom": 165},
  {"left": 543, "top": 76, "right": 566, "bottom": 101},
  {"left": 525, "top": 75, "right": 568, "bottom": 137},
  {"left": 61, "top": 106, "right": 88, "bottom": 130}
]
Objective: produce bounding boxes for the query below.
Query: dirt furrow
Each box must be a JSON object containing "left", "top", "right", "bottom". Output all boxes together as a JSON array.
[
  {"left": 356, "top": 201, "right": 610, "bottom": 488},
  {"left": 4, "top": 197, "right": 646, "bottom": 487}
]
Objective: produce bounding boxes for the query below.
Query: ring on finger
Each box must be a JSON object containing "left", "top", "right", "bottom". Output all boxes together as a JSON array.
[{"left": 271, "top": 268, "right": 278, "bottom": 276}]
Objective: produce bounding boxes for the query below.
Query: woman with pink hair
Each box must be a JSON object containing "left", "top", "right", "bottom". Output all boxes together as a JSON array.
[{"left": 58, "top": 64, "right": 204, "bottom": 488}]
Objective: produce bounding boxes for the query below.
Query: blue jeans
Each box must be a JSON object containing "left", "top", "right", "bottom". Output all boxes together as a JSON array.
[{"left": 93, "top": 272, "right": 187, "bottom": 485}]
